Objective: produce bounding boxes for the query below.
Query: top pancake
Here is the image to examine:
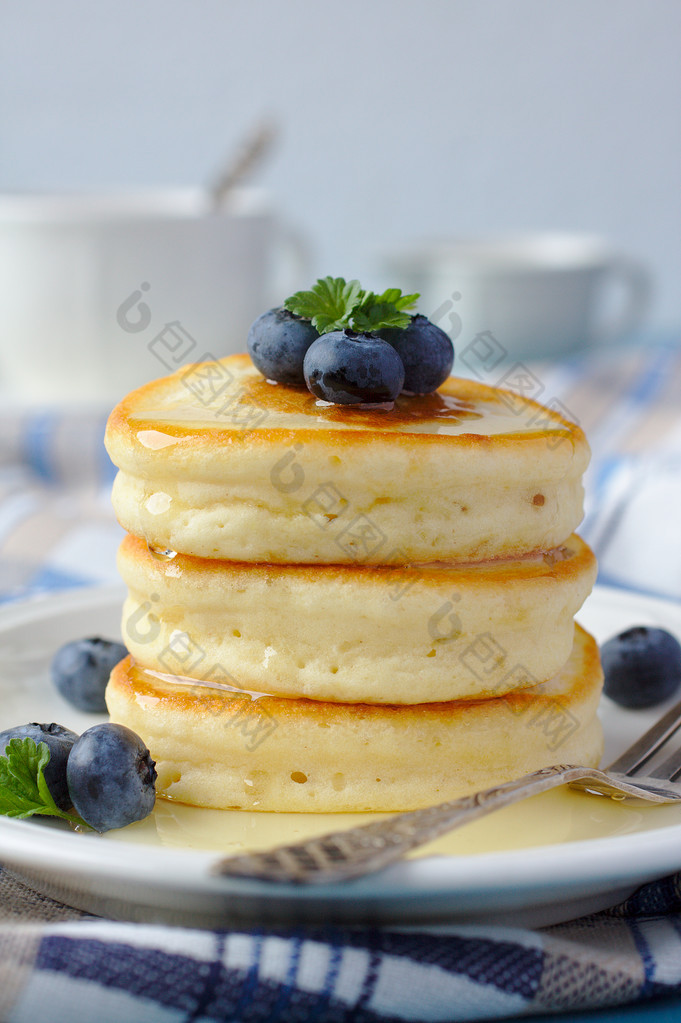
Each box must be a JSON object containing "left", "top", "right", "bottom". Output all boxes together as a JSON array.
[{"left": 106, "top": 354, "right": 590, "bottom": 563}]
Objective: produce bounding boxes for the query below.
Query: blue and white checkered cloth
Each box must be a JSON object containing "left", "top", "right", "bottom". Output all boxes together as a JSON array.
[
  {"left": 2, "top": 337, "right": 681, "bottom": 1022},
  {"left": 2, "top": 867, "right": 681, "bottom": 1022}
]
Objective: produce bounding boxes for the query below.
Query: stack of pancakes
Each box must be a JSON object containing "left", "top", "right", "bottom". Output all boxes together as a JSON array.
[{"left": 104, "top": 354, "right": 602, "bottom": 812}]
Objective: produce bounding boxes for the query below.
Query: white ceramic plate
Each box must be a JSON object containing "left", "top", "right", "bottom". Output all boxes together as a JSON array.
[{"left": 2, "top": 584, "right": 681, "bottom": 930}]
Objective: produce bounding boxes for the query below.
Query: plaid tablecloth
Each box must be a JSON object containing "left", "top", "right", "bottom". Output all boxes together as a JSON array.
[
  {"left": 2, "top": 867, "right": 681, "bottom": 1022},
  {"left": 1, "top": 337, "right": 681, "bottom": 1023}
]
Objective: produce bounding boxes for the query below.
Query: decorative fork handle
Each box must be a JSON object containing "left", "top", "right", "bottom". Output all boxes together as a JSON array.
[{"left": 214, "top": 763, "right": 667, "bottom": 885}]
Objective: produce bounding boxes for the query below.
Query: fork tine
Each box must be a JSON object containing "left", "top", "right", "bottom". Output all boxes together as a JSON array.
[
  {"left": 646, "top": 745, "right": 681, "bottom": 782},
  {"left": 606, "top": 695, "right": 681, "bottom": 775}
]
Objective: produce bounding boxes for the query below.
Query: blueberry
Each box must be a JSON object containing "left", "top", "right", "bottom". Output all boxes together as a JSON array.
[
  {"left": 247, "top": 307, "right": 320, "bottom": 386},
  {"left": 601, "top": 626, "right": 681, "bottom": 709},
  {"left": 380, "top": 314, "right": 454, "bottom": 394},
  {"left": 66, "top": 723, "right": 157, "bottom": 832},
  {"left": 303, "top": 330, "right": 405, "bottom": 405},
  {"left": 0, "top": 723, "right": 78, "bottom": 811},
  {"left": 51, "top": 637, "right": 128, "bottom": 713}
]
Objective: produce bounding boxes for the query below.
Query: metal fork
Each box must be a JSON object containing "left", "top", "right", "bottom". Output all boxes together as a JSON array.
[{"left": 213, "top": 695, "right": 681, "bottom": 885}]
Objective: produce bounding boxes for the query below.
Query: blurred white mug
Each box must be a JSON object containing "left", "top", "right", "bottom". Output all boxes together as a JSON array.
[
  {"left": 385, "top": 233, "right": 650, "bottom": 363},
  {"left": 0, "top": 188, "right": 308, "bottom": 403}
]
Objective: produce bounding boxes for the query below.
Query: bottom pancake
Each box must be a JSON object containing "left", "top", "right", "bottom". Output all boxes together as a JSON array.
[{"left": 106, "top": 623, "right": 603, "bottom": 813}]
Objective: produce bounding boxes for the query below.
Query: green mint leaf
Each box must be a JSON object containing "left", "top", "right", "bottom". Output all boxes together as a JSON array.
[
  {"left": 363, "top": 288, "right": 419, "bottom": 313},
  {"left": 284, "top": 277, "right": 364, "bottom": 335},
  {"left": 284, "top": 277, "right": 420, "bottom": 335},
  {"left": 0, "top": 737, "right": 49, "bottom": 815},
  {"left": 349, "top": 286, "right": 418, "bottom": 332},
  {"left": 351, "top": 304, "right": 413, "bottom": 333},
  {"left": 0, "top": 738, "right": 89, "bottom": 828}
]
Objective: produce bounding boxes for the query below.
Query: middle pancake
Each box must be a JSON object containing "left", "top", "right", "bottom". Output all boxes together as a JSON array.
[{"left": 120, "top": 533, "right": 596, "bottom": 704}]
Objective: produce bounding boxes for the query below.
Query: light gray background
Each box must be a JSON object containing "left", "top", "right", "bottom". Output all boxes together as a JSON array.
[{"left": 1, "top": 0, "right": 679, "bottom": 328}]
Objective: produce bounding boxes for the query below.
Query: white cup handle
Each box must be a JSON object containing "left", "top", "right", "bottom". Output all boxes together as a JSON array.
[{"left": 592, "top": 257, "right": 651, "bottom": 344}]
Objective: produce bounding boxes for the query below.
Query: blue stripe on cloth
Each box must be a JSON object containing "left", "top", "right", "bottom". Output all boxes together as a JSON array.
[
  {"left": 36, "top": 937, "right": 212, "bottom": 1013},
  {"left": 23, "top": 412, "right": 57, "bottom": 482},
  {"left": 231, "top": 931, "right": 264, "bottom": 1018},
  {"left": 185, "top": 932, "right": 225, "bottom": 1023},
  {"left": 192, "top": 940, "right": 344, "bottom": 1023},
  {"left": 193, "top": 972, "right": 403, "bottom": 1023},
  {"left": 356, "top": 929, "right": 382, "bottom": 1013},
  {"left": 604, "top": 877, "right": 681, "bottom": 919},
  {"left": 316, "top": 940, "right": 344, "bottom": 1019},
  {"left": 328, "top": 929, "right": 544, "bottom": 999},
  {"left": 629, "top": 918, "right": 668, "bottom": 1001}
]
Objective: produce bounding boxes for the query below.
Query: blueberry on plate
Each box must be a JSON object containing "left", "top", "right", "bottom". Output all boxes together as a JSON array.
[
  {"left": 601, "top": 626, "right": 681, "bottom": 709},
  {"left": 67, "top": 723, "right": 157, "bottom": 832},
  {"left": 303, "top": 330, "right": 405, "bottom": 405},
  {"left": 380, "top": 314, "right": 454, "bottom": 394},
  {"left": 51, "top": 637, "right": 128, "bottom": 713},
  {"left": 0, "top": 722, "right": 78, "bottom": 811},
  {"left": 247, "top": 307, "right": 320, "bottom": 386}
]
